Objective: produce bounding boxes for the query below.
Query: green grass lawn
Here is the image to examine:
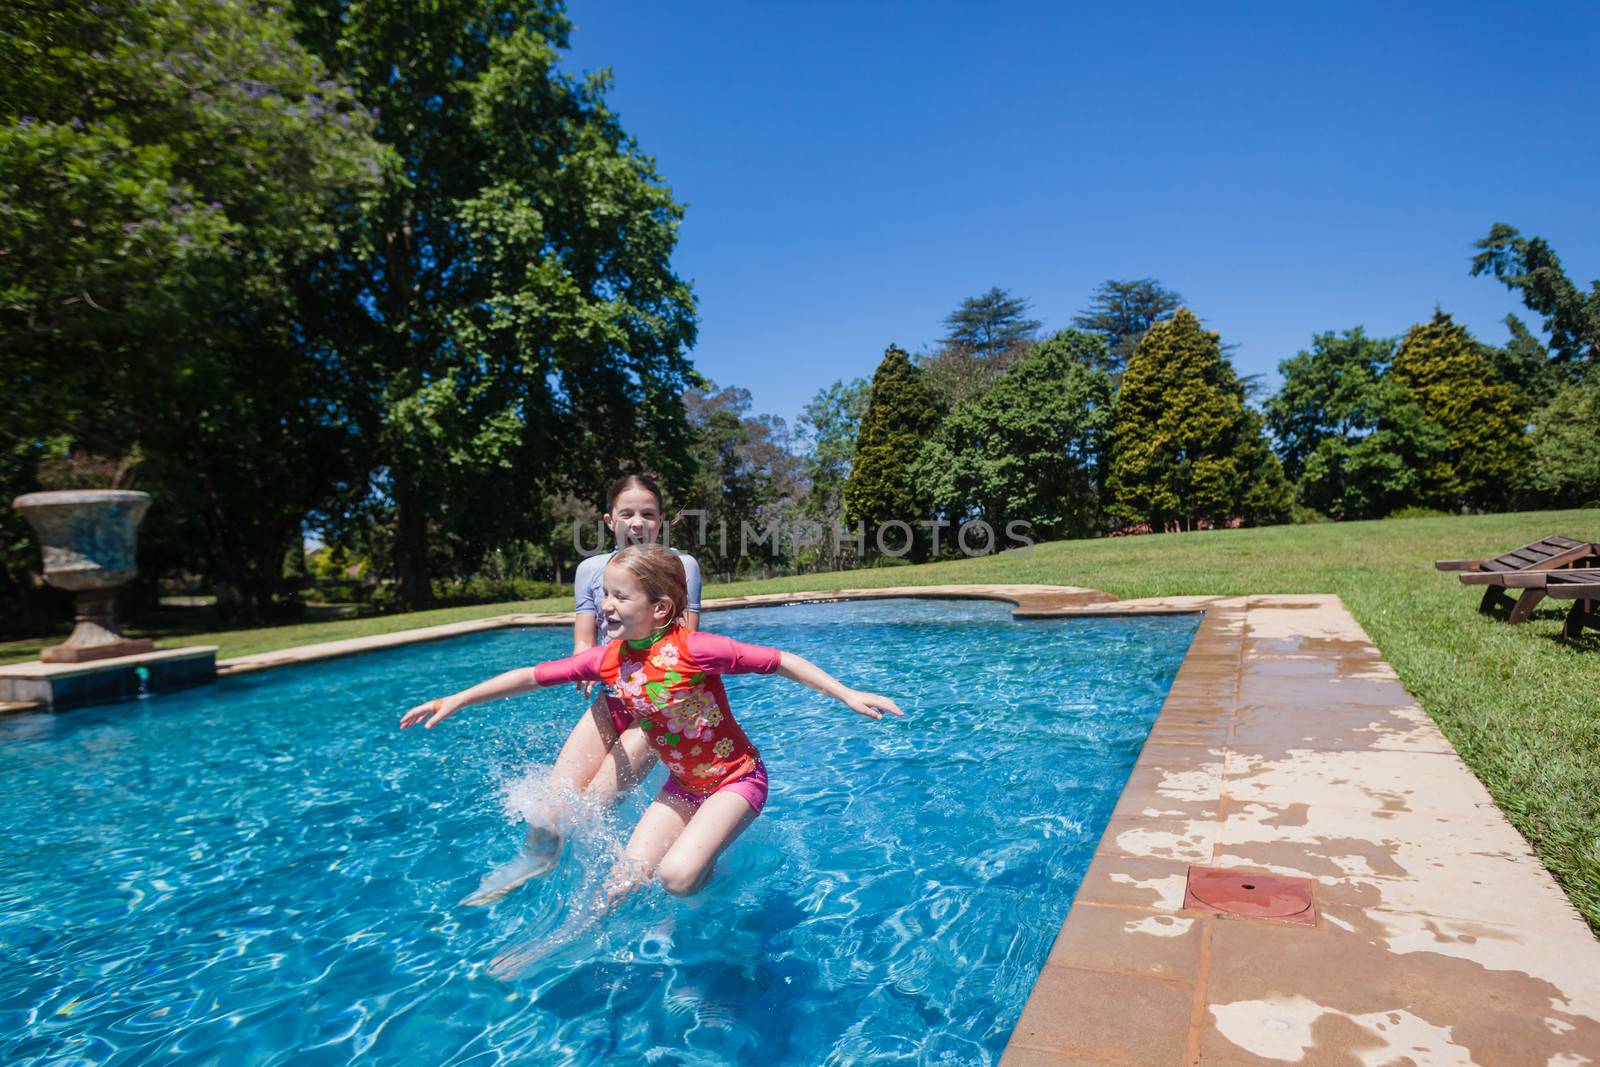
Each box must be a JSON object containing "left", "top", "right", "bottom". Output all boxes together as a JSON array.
[{"left": 4, "top": 508, "right": 1597, "bottom": 930}]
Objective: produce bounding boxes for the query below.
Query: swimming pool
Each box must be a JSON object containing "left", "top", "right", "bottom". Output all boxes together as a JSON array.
[{"left": 0, "top": 599, "right": 1198, "bottom": 1065}]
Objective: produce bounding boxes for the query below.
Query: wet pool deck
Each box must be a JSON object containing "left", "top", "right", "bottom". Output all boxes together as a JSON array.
[{"left": 195, "top": 585, "right": 1600, "bottom": 1062}]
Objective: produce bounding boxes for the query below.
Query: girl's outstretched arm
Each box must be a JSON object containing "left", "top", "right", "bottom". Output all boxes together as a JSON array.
[
  {"left": 775, "top": 651, "right": 904, "bottom": 720},
  {"left": 399, "top": 647, "right": 608, "bottom": 730},
  {"left": 399, "top": 667, "right": 542, "bottom": 729}
]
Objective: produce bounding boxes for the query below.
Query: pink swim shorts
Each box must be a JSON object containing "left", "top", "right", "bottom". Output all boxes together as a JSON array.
[{"left": 659, "top": 759, "right": 769, "bottom": 815}]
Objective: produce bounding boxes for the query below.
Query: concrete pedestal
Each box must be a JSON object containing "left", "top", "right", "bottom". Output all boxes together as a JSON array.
[{"left": 0, "top": 646, "right": 218, "bottom": 711}]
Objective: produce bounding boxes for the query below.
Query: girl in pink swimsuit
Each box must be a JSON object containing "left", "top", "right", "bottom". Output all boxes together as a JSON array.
[{"left": 401, "top": 544, "right": 903, "bottom": 914}]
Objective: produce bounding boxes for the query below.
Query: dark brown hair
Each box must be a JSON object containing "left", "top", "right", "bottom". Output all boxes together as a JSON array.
[
  {"left": 606, "top": 543, "right": 688, "bottom": 623},
  {"left": 606, "top": 473, "right": 664, "bottom": 513}
]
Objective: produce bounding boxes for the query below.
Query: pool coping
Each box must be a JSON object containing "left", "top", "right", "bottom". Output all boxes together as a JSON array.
[
  {"left": 999, "top": 593, "right": 1600, "bottom": 1066},
  {"left": 212, "top": 584, "right": 1116, "bottom": 675},
  {"left": 99, "top": 583, "right": 1600, "bottom": 1061}
]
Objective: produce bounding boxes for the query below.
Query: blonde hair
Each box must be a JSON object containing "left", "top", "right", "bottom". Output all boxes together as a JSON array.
[{"left": 607, "top": 544, "right": 688, "bottom": 623}]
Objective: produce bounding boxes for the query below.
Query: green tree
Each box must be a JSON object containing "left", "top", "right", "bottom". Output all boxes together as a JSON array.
[
  {"left": 1073, "top": 278, "right": 1185, "bottom": 377},
  {"left": 1388, "top": 311, "right": 1527, "bottom": 512},
  {"left": 680, "top": 385, "right": 800, "bottom": 580},
  {"left": 1292, "top": 392, "right": 1444, "bottom": 521},
  {"left": 920, "top": 287, "right": 1041, "bottom": 409},
  {"left": 1264, "top": 328, "right": 1447, "bottom": 520},
  {"left": 914, "top": 330, "right": 1114, "bottom": 542},
  {"left": 0, "top": 0, "right": 387, "bottom": 620},
  {"left": 795, "top": 378, "right": 869, "bottom": 566},
  {"left": 1492, "top": 314, "right": 1560, "bottom": 409},
  {"left": 1524, "top": 383, "right": 1600, "bottom": 508},
  {"left": 1266, "top": 329, "right": 1397, "bottom": 483},
  {"left": 1108, "top": 309, "right": 1291, "bottom": 530},
  {"left": 940, "top": 287, "right": 1041, "bottom": 361},
  {"left": 290, "top": 0, "right": 699, "bottom": 607},
  {"left": 844, "top": 346, "right": 941, "bottom": 558},
  {"left": 1472, "top": 224, "right": 1598, "bottom": 375}
]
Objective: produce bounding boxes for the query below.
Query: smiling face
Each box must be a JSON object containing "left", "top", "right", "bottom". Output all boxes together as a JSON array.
[
  {"left": 600, "top": 561, "right": 675, "bottom": 641},
  {"left": 605, "top": 486, "right": 663, "bottom": 548}
]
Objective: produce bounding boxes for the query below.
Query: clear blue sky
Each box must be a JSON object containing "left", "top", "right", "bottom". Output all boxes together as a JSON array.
[{"left": 562, "top": 1, "right": 1599, "bottom": 428}]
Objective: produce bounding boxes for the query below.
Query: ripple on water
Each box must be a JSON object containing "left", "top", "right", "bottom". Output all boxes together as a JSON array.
[{"left": 0, "top": 599, "right": 1196, "bottom": 1066}]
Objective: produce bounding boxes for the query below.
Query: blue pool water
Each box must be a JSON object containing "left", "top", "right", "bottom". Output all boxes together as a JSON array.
[{"left": 0, "top": 599, "right": 1198, "bottom": 1066}]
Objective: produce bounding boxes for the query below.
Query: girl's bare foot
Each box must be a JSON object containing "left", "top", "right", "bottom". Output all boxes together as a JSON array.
[{"left": 458, "top": 826, "right": 564, "bottom": 906}]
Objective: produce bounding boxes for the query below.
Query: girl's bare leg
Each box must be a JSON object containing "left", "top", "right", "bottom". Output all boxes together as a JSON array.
[
  {"left": 486, "top": 794, "right": 694, "bottom": 976},
  {"left": 603, "top": 788, "right": 758, "bottom": 907},
  {"left": 462, "top": 701, "right": 653, "bottom": 906},
  {"left": 488, "top": 791, "right": 757, "bottom": 976},
  {"left": 601, "top": 793, "right": 696, "bottom": 907},
  {"left": 540, "top": 695, "right": 657, "bottom": 821},
  {"left": 654, "top": 792, "right": 759, "bottom": 897}
]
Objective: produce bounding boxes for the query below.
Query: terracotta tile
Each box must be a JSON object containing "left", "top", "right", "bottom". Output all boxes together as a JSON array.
[
  {"left": 1168, "top": 655, "right": 1240, "bottom": 677},
  {"left": 1105, "top": 787, "right": 1222, "bottom": 824},
  {"left": 1210, "top": 800, "right": 1545, "bottom": 921},
  {"left": 1126, "top": 748, "right": 1222, "bottom": 806},
  {"left": 1096, "top": 810, "right": 1218, "bottom": 864},
  {"left": 1000, "top": 1047, "right": 1128, "bottom": 1067},
  {"left": 1072, "top": 853, "right": 1195, "bottom": 911},
  {"left": 1158, "top": 684, "right": 1241, "bottom": 710},
  {"left": 1199, "top": 904, "right": 1600, "bottom": 1065},
  {"left": 1145, "top": 719, "right": 1235, "bottom": 746},
  {"left": 1241, "top": 635, "right": 1378, "bottom": 659},
  {"left": 1007, "top": 963, "right": 1193, "bottom": 1066},
  {"left": 1220, "top": 749, "right": 1501, "bottom": 817},
  {"left": 1046, "top": 902, "right": 1205, "bottom": 981},
  {"left": 1242, "top": 604, "right": 1369, "bottom": 642},
  {"left": 1149, "top": 701, "right": 1235, "bottom": 728},
  {"left": 1133, "top": 740, "right": 1230, "bottom": 768},
  {"left": 1234, "top": 655, "right": 1369, "bottom": 681},
  {"left": 992, "top": 1049, "right": 1132, "bottom": 1062},
  {"left": 1235, "top": 672, "right": 1413, "bottom": 709},
  {"left": 1112, "top": 760, "right": 1224, "bottom": 809},
  {"left": 1227, "top": 702, "right": 1451, "bottom": 754}
]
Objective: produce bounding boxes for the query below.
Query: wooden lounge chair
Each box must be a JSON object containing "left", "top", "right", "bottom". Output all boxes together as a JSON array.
[
  {"left": 1436, "top": 535, "right": 1599, "bottom": 623},
  {"left": 1544, "top": 570, "right": 1600, "bottom": 638}
]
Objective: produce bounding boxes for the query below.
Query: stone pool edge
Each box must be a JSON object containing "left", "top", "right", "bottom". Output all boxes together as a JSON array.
[
  {"left": 212, "top": 583, "right": 1116, "bottom": 676},
  {"left": 1000, "top": 593, "right": 1600, "bottom": 1066}
]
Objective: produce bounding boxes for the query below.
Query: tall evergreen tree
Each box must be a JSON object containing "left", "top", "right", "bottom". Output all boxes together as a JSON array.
[
  {"left": 1073, "top": 278, "right": 1185, "bottom": 376},
  {"left": 844, "top": 347, "right": 940, "bottom": 558},
  {"left": 939, "top": 287, "right": 1041, "bottom": 361},
  {"left": 920, "top": 287, "right": 1041, "bottom": 409},
  {"left": 1493, "top": 315, "right": 1560, "bottom": 409},
  {"left": 1108, "top": 309, "right": 1291, "bottom": 531},
  {"left": 290, "top": 0, "right": 699, "bottom": 607},
  {"left": 1388, "top": 311, "right": 1527, "bottom": 512},
  {"left": 1472, "top": 224, "right": 1598, "bottom": 375}
]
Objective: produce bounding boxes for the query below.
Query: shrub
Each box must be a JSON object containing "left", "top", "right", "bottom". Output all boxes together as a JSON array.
[
  {"left": 428, "top": 577, "right": 564, "bottom": 605},
  {"left": 367, "top": 587, "right": 402, "bottom": 614},
  {"left": 301, "top": 580, "right": 372, "bottom": 605},
  {"left": 1386, "top": 505, "right": 1450, "bottom": 520}
]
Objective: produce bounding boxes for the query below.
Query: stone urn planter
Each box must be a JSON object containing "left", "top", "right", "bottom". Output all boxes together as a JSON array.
[{"left": 12, "top": 490, "right": 156, "bottom": 663}]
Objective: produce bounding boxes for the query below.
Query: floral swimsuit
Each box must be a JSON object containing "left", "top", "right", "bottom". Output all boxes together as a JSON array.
[{"left": 532, "top": 625, "right": 780, "bottom": 796}]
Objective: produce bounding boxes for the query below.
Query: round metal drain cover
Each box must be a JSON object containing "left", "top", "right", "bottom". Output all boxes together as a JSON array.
[{"left": 1184, "top": 866, "right": 1316, "bottom": 925}]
